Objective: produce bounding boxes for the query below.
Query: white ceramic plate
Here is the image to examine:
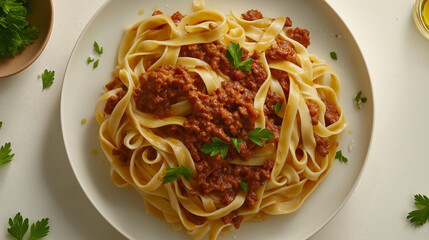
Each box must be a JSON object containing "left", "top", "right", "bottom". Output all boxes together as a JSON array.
[{"left": 61, "top": 0, "right": 373, "bottom": 239}]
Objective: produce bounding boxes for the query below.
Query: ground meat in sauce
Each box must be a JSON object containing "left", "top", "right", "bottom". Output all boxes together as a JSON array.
[
  {"left": 222, "top": 210, "right": 244, "bottom": 229},
  {"left": 266, "top": 37, "right": 297, "bottom": 64},
  {"left": 152, "top": 10, "right": 163, "bottom": 16},
  {"left": 284, "top": 17, "right": 292, "bottom": 28},
  {"left": 171, "top": 11, "right": 184, "bottom": 24},
  {"left": 307, "top": 100, "right": 319, "bottom": 125},
  {"left": 133, "top": 65, "right": 203, "bottom": 118},
  {"left": 104, "top": 91, "right": 125, "bottom": 115},
  {"left": 286, "top": 27, "right": 311, "bottom": 48},
  {"left": 179, "top": 41, "right": 267, "bottom": 92},
  {"left": 241, "top": 9, "right": 264, "bottom": 21},
  {"left": 315, "top": 134, "right": 330, "bottom": 157},
  {"left": 324, "top": 100, "right": 340, "bottom": 126}
]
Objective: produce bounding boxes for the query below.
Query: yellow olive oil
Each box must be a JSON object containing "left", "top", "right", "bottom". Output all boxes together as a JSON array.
[{"left": 423, "top": 0, "right": 429, "bottom": 27}]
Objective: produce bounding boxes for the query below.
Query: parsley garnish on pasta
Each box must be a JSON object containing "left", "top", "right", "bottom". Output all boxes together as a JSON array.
[
  {"left": 225, "top": 42, "right": 253, "bottom": 72},
  {"left": 246, "top": 128, "right": 274, "bottom": 146},
  {"left": 274, "top": 102, "right": 282, "bottom": 114},
  {"left": 162, "top": 165, "right": 192, "bottom": 184},
  {"left": 200, "top": 137, "right": 231, "bottom": 158},
  {"left": 239, "top": 181, "right": 248, "bottom": 194}
]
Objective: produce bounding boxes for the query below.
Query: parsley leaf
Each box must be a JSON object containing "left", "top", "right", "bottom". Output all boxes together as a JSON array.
[
  {"left": 8, "top": 212, "right": 29, "bottom": 240},
  {"left": 93, "top": 41, "right": 103, "bottom": 55},
  {"left": 247, "top": 128, "right": 274, "bottom": 146},
  {"left": 335, "top": 150, "right": 348, "bottom": 163},
  {"left": 93, "top": 59, "right": 99, "bottom": 69},
  {"left": 200, "top": 137, "right": 231, "bottom": 158},
  {"left": 231, "top": 138, "right": 244, "bottom": 153},
  {"left": 162, "top": 165, "right": 192, "bottom": 184},
  {"left": 274, "top": 102, "right": 282, "bottom": 114},
  {"left": 0, "top": 142, "right": 14, "bottom": 165},
  {"left": 407, "top": 194, "right": 429, "bottom": 225},
  {"left": 330, "top": 51, "right": 337, "bottom": 60},
  {"left": 239, "top": 181, "right": 248, "bottom": 194},
  {"left": 355, "top": 91, "right": 367, "bottom": 109},
  {"left": 41, "top": 69, "right": 55, "bottom": 89},
  {"left": 0, "top": 0, "right": 39, "bottom": 58},
  {"left": 87, "top": 57, "right": 94, "bottom": 64},
  {"left": 29, "top": 218, "right": 49, "bottom": 240},
  {"left": 225, "top": 42, "right": 253, "bottom": 72},
  {"left": 0, "top": 121, "right": 2, "bottom": 130}
]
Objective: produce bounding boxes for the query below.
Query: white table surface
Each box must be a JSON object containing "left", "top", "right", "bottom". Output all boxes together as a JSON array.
[{"left": 1, "top": 0, "right": 429, "bottom": 239}]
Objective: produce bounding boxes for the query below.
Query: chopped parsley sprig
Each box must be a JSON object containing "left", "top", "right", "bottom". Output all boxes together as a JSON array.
[
  {"left": 0, "top": 121, "right": 14, "bottom": 165},
  {"left": 246, "top": 128, "right": 274, "bottom": 146},
  {"left": 200, "top": 137, "right": 231, "bottom": 158},
  {"left": 407, "top": 194, "right": 429, "bottom": 225},
  {"left": 0, "top": 142, "right": 15, "bottom": 165},
  {"left": 162, "top": 165, "right": 192, "bottom": 184},
  {"left": 354, "top": 91, "right": 367, "bottom": 109},
  {"left": 88, "top": 41, "right": 103, "bottom": 68},
  {"left": 335, "top": 150, "right": 348, "bottom": 163},
  {"left": 93, "top": 41, "right": 103, "bottom": 55},
  {"left": 225, "top": 42, "right": 253, "bottom": 72},
  {"left": 7, "top": 212, "right": 50, "bottom": 240},
  {"left": 200, "top": 129, "right": 274, "bottom": 158},
  {"left": 41, "top": 69, "right": 55, "bottom": 89},
  {"left": 330, "top": 51, "right": 338, "bottom": 60},
  {"left": 274, "top": 102, "right": 282, "bottom": 114},
  {"left": 239, "top": 181, "right": 248, "bottom": 194}
]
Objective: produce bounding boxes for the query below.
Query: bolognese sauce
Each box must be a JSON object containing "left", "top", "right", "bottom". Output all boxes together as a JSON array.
[{"left": 102, "top": 9, "right": 339, "bottom": 228}]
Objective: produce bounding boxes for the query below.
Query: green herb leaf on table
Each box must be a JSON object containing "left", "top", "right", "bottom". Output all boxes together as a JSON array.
[
  {"left": 335, "top": 150, "right": 348, "bottom": 163},
  {"left": 0, "top": 0, "right": 39, "bottom": 58},
  {"left": 330, "top": 51, "right": 337, "bottom": 60},
  {"left": 231, "top": 138, "right": 244, "bottom": 153},
  {"left": 355, "top": 91, "right": 367, "bottom": 109},
  {"left": 274, "top": 102, "right": 282, "bottom": 114},
  {"left": 87, "top": 57, "right": 94, "bottom": 64},
  {"left": 200, "top": 137, "right": 231, "bottom": 158},
  {"left": 162, "top": 165, "right": 192, "bottom": 184},
  {"left": 93, "top": 41, "right": 103, "bottom": 55},
  {"left": 239, "top": 181, "right": 248, "bottom": 194},
  {"left": 7, "top": 212, "right": 29, "bottom": 240},
  {"left": 0, "top": 142, "right": 14, "bottom": 165},
  {"left": 225, "top": 42, "right": 253, "bottom": 72},
  {"left": 41, "top": 69, "right": 55, "bottom": 89},
  {"left": 247, "top": 128, "right": 274, "bottom": 146},
  {"left": 29, "top": 218, "right": 49, "bottom": 240},
  {"left": 407, "top": 194, "right": 429, "bottom": 225},
  {"left": 93, "top": 59, "right": 99, "bottom": 69},
  {"left": 0, "top": 121, "right": 2, "bottom": 130}
]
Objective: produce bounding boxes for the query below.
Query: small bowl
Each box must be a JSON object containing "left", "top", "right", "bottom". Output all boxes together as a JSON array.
[
  {"left": 0, "top": 0, "right": 54, "bottom": 78},
  {"left": 413, "top": 0, "right": 429, "bottom": 39}
]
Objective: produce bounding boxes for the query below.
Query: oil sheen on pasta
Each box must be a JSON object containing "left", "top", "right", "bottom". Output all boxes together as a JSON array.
[{"left": 95, "top": 2, "right": 347, "bottom": 240}]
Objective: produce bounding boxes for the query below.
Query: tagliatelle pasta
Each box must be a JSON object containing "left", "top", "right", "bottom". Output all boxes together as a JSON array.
[{"left": 94, "top": 1, "right": 347, "bottom": 239}]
